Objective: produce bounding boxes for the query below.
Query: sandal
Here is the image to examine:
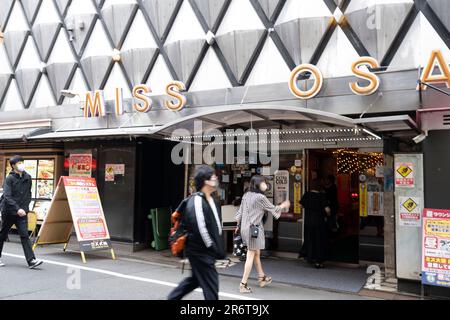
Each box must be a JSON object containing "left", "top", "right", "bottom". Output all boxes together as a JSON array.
[
  {"left": 258, "top": 275, "right": 272, "bottom": 287},
  {"left": 239, "top": 282, "right": 252, "bottom": 293}
]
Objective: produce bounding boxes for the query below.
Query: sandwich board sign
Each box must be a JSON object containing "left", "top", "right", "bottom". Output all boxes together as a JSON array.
[{"left": 33, "top": 176, "right": 115, "bottom": 263}]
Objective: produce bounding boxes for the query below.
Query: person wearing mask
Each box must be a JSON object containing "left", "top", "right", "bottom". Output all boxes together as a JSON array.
[
  {"left": 298, "top": 179, "right": 331, "bottom": 269},
  {"left": 235, "top": 175, "right": 290, "bottom": 293},
  {"left": 324, "top": 175, "right": 339, "bottom": 232},
  {"left": 0, "top": 155, "right": 43, "bottom": 269},
  {"left": 168, "top": 165, "right": 225, "bottom": 300}
]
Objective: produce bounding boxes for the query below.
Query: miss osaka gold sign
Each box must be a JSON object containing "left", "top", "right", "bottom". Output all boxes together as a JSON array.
[{"left": 83, "top": 49, "right": 450, "bottom": 118}]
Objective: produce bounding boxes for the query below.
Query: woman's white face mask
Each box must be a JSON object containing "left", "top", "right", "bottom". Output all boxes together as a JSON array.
[
  {"left": 259, "top": 182, "right": 268, "bottom": 192},
  {"left": 205, "top": 177, "right": 219, "bottom": 188}
]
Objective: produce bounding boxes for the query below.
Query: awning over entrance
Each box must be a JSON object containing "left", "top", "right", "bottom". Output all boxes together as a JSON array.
[
  {"left": 27, "top": 127, "right": 157, "bottom": 141},
  {"left": 354, "top": 115, "right": 419, "bottom": 133},
  {"left": 0, "top": 119, "right": 52, "bottom": 141}
]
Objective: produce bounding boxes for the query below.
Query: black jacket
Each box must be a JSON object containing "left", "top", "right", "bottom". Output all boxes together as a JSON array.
[
  {"left": 183, "top": 192, "right": 225, "bottom": 260},
  {"left": 1, "top": 171, "right": 32, "bottom": 215}
]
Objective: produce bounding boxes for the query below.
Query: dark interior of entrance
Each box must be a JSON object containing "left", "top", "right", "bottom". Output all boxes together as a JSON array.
[{"left": 308, "top": 149, "right": 384, "bottom": 264}]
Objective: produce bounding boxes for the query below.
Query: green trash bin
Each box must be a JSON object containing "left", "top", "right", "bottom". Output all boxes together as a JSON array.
[{"left": 148, "top": 207, "right": 172, "bottom": 251}]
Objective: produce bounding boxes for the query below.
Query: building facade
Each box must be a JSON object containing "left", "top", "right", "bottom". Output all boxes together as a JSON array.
[{"left": 1, "top": 0, "right": 450, "bottom": 297}]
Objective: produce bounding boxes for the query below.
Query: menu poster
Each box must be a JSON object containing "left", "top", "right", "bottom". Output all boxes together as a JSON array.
[
  {"left": 422, "top": 208, "right": 450, "bottom": 288},
  {"left": 37, "top": 180, "right": 54, "bottom": 199},
  {"left": 24, "top": 160, "right": 38, "bottom": 178},
  {"left": 63, "top": 177, "right": 112, "bottom": 252},
  {"left": 69, "top": 154, "right": 93, "bottom": 177},
  {"left": 33, "top": 200, "right": 51, "bottom": 220},
  {"left": 38, "top": 160, "right": 55, "bottom": 179}
]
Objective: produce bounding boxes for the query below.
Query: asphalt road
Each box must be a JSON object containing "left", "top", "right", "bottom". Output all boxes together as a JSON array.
[{"left": 0, "top": 240, "right": 376, "bottom": 300}]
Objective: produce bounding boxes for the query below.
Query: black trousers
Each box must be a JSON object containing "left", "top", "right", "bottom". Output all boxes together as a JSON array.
[
  {"left": 168, "top": 254, "right": 219, "bottom": 300},
  {"left": 300, "top": 223, "right": 328, "bottom": 264},
  {"left": 0, "top": 214, "right": 36, "bottom": 264}
]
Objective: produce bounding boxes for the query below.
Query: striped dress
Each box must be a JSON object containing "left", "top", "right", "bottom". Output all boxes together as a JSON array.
[{"left": 235, "top": 192, "right": 282, "bottom": 250}]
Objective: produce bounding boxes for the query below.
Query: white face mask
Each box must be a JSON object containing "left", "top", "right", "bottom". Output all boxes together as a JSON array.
[
  {"left": 260, "top": 182, "right": 268, "bottom": 192},
  {"left": 206, "top": 178, "right": 219, "bottom": 188},
  {"left": 16, "top": 163, "right": 25, "bottom": 172}
]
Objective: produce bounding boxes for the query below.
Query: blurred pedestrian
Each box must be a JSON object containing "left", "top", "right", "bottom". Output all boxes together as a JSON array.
[
  {"left": 298, "top": 179, "right": 331, "bottom": 269},
  {"left": 0, "top": 155, "right": 43, "bottom": 269},
  {"left": 168, "top": 165, "right": 225, "bottom": 300},
  {"left": 235, "top": 175, "right": 290, "bottom": 293}
]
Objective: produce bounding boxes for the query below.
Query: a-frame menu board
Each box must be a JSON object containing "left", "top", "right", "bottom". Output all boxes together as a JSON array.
[{"left": 33, "top": 176, "right": 115, "bottom": 263}]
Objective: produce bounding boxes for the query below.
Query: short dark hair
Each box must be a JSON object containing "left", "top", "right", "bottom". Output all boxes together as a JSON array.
[
  {"left": 194, "top": 165, "right": 216, "bottom": 191},
  {"left": 309, "top": 179, "right": 321, "bottom": 191},
  {"left": 249, "top": 175, "right": 266, "bottom": 194},
  {"left": 9, "top": 155, "right": 24, "bottom": 168}
]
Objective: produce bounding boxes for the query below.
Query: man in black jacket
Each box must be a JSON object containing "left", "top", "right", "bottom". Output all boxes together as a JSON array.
[
  {"left": 168, "top": 165, "right": 225, "bottom": 300},
  {"left": 0, "top": 155, "right": 43, "bottom": 268}
]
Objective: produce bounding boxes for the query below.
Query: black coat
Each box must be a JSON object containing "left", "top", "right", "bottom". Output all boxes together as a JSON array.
[
  {"left": 183, "top": 192, "right": 225, "bottom": 260},
  {"left": 1, "top": 171, "right": 32, "bottom": 215}
]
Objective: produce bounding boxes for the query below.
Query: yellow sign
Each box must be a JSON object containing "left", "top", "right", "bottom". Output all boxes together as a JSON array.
[
  {"left": 359, "top": 183, "right": 368, "bottom": 217},
  {"left": 294, "top": 182, "right": 301, "bottom": 214},
  {"left": 402, "top": 198, "right": 418, "bottom": 212},
  {"left": 397, "top": 165, "right": 412, "bottom": 178},
  {"left": 425, "top": 220, "right": 450, "bottom": 238}
]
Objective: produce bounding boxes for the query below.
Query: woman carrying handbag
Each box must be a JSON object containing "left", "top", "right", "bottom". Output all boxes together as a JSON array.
[{"left": 235, "top": 175, "right": 290, "bottom": 293}]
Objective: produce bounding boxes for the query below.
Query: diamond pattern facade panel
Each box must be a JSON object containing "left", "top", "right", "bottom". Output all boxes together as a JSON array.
[{"left": 0, "top": 0, "right": 449, "bottom": 111}]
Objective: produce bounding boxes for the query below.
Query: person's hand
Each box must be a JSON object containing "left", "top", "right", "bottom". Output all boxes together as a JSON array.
[
  {"left": 234, "top": 226, "right": 240, "bottom": 234},
  {"left": 17, "top": 209, "right": 26, "bottom": 217},
  {"left": 281, "top": 200, "right": 290, "bottom": 209}
]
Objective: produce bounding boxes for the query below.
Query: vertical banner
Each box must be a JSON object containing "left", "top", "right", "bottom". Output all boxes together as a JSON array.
[
  {"left": 395, "top": 154, "right": 424, "bottom": 281},
  {"left": 368, "top": 192, "right": 383, "bottom": 216},
  {"left": 422, "top": 208, "right": 450, "bottom": 288},
  {"left": 294, "top": 182, "right": 302, "bottom": 214},
  {"left": 359, "top": 183, "right": 368, "bottom": 217},
  {"left": 274, "top": 170, "right": 289, "bottom": 210}
]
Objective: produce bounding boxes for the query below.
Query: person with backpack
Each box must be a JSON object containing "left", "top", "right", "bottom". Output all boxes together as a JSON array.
[
  {"left": 0, "top": 155, "right": 43, "bottom": 269},
  {"left": 168, "top": 165, "right": 225, "bottom": 300},
  {"left": 235, "top": 175, "right": 290, "bottom": 293}
]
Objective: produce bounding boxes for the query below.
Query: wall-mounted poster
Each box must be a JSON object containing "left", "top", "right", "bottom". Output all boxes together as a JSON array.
[
  {"left": 38, "top": 160, "right": 55, "bottom": 179},
  {"left": 274, "top": 170, "right": 289, "bottom": 211},
  {"left": 395, "top": 162, "right": 415, "bottom": 188},
  {"left": 264, "top": 176, "right": 274, "bottom": 198},
  {"left": 33, "top": 200, "right": 51, "bottom": 220},
  {"left": 105, "top": 164, "right": 125, "bottom": 182},
  {"left": 398, "top": 196, "right": 422, "bottom": 227},
  {"left": 69, "top": 154, "right": 92, "bottom": 177},
  {"left": 37, "top": 180, "right": 54, "bottom": 199},
  {"left": 422, "top": 208, "right": 450, "bottom": 288},
  {"left": 24, "top": 160, "right": 38, "bottom": 178}
]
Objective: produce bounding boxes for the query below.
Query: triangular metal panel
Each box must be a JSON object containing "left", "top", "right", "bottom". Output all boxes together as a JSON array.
[
  {"left": 3, "top": 30, "right": 29, "bottom": 69},
  {"left": 0, "top": 74, "right": 12, "bottom": 107},
  {"left": 21, "top": 0, "right": 43, "bottom": 25},
  {"left": 101, "top": 2, "right": 138, "bottom": 49},
  {"left": 54, "top": 0, "right": 72, "bottom": 17},
  {"left": 46, "top": 61, "right": 77, "bottom": 103},
  {"left": 256, "top": 0, "right": 284, "bottom": 22},
  {"left": 80, "top": 55, "right": 113, "bottom": 90},
  {"left": 191, "top": 0, "right": 229, "bottom": 31},
  {"left": 275, "top": 16, "right": 330, "bottom": 65},
  {"left": 216, "top": 29, "right": 266, "bottom": 84},
  {"left": 427, "top": 0, "right": 450, "bottom": 34},
  {"left": 164, "top": 39, "right": 206, "bottom": 84},
  {"left": 15, "top": 68, "right": 42, "bottom": 107},
  {"left": 64, "top": 13, "right": 97, "bottom": 57},
  {"left": 345, "top": 2, "right": 414, "bottom": 61},
  {"left": 32, "top": 22, "right": 62, "bottom": 62},
  {"left": 121, "top": 47, "right": 158, "bottom": 85},
  {"left": 0, "top": 0, "right": 14, "bottom": 31},
  {"left": 141, "top": 0, "right": 182, "bottom": 41}
]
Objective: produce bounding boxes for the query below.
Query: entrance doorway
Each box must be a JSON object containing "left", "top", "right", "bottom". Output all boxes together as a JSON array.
[{"left": 306, "top": 149, "right": 385, "bottom": 264}]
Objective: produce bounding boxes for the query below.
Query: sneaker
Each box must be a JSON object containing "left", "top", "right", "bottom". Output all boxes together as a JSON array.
[
  {"left": 28, "top": 259, "right": 43, "bottom": 269},
  {"left": 0, "top": 261, "right": 5, "bottom": 267},
  {"left": 239, "top": 282, "right": 252, "bottom": 293}
]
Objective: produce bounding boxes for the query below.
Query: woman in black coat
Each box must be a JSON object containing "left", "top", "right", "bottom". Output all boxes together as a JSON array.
[{"left": 298, "top": 179, "right": 331, "bottom": 268}]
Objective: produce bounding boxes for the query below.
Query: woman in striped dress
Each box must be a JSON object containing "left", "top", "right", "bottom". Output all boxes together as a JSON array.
[{"left": 235, "top": 175, "right": 290, "bottom": 293}]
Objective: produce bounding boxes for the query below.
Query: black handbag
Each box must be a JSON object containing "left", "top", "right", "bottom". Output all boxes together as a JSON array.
[
  {"left": 233, "top": 233, "right": 247, "bottom": 258},
  {"left": 250, "top": 224, "right": 259, "bottom": 238}
]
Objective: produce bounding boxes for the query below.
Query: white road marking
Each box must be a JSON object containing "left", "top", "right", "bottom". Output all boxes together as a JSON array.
[{"left": 3, "top": 252, "right": 260, "bottom": 300}]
